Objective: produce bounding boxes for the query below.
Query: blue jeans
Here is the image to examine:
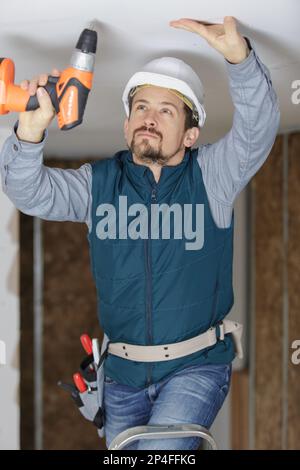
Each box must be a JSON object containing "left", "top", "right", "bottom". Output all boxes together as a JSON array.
[{"left": 103, "top": 362, "right": 232, "bottom": 450}]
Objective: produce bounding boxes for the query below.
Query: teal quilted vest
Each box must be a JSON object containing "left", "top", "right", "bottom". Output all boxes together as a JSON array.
[{"left": 87, "top": 147, "right": 235, "bottom": 388}]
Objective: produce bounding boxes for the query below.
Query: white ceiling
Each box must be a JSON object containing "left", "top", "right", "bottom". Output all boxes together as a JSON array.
[{"left": 1, "top": 0, "right": 299, "bottom": 158}]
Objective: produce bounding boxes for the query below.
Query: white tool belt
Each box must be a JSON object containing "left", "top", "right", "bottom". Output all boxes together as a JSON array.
[{"left": 108, "top": 319, "right": 243, "bottom": 362}]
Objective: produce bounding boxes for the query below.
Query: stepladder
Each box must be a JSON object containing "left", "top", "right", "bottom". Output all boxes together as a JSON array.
[{"left": 108, "top": 423, "right": 218, "bottom": 450}]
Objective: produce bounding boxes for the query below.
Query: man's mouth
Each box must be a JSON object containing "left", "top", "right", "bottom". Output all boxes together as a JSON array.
[{"left": 137, "top": 132, "right": 159, "bottom": 138}]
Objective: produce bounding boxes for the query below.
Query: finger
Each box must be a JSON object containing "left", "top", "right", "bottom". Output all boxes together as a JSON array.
[
  {"left": 38, "top": 73, "right": 48, "bottom": 86},
  {"left": 28, "top": 78, "right": 38, "bottom": 96},
  {"left": 36, "top": 87, "right": 55, "bottom": 114},
  {"left": 170, "top": 20, "right": 192, "bottom": 31},
  {"left": 223, "top": 16, "right": 238, "bottom": 38},
  {"left": 170, "top": 18, "right": 200, "bottom": 30},
  {"left": 20, "top": 79, "right": 29, "bottom": 90},
  {"left": 170, "top": 18, "right": 210, "bottom": 40},
  {"left": 51, "top": 68, "right": 61, "bottom": 77}
]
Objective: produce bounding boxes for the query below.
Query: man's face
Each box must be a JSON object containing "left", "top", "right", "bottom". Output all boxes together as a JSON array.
[{"left": 124, "top": 85, "right": 199, "bottom": 166}]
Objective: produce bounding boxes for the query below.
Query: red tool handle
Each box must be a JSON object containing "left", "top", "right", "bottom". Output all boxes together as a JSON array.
[
  {"left": 80, "top": 334, "right": 93, "bottom": 355},
  {"left": 73, "top": 373, "right": 87, "bottom": 393}
]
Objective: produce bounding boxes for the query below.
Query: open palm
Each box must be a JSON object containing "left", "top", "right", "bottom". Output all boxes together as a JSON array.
[{"left": 170, "top": 16, "right": 249, "bottom": 64}]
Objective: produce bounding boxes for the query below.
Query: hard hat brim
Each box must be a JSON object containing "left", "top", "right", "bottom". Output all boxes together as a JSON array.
[{"left": 122, "top": 71, "right": 206, "bottom": 128}]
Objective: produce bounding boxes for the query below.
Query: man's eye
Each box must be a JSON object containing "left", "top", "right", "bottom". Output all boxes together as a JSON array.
[
  {"left": 161, "top": 108, "right": 172, "bottom": 114},
  {"left": 136, "top": 104, "right": 146, "bottom": 110}
]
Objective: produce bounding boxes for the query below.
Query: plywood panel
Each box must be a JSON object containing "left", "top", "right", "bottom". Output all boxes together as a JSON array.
[
  {"left": 42, "top": 159, "right": 105, "bottom": 450},
  {"left": 231, "top": 370, "right": 249, "bottom": 449},
  {"left": 287, "top": 133, "right": 300, "bottom": 449},
  {"left": 253, "top": 136, "right": 284, "bottom": 449}
]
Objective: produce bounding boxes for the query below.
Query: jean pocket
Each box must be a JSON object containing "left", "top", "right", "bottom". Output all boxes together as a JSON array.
[
  {"left": 219, "top": 364, "right": 232, "bottom": 398},
  {"left": 104, "top": 375, "right": 119, "bottom": 385},
  {"left": 219, "top": 381, "right": 230, "bottom": 400},
  {"left": 224, "top": 363, "right": 232, "bottom": 383}
]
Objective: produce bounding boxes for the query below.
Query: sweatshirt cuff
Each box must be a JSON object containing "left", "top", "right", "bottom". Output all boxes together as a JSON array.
[
  {"left": 13, "top": 121, "right": 48, "bottom": 153},
  {"left": 1, "top": 122, "right": 46, "bottom": 170},
  {"left": 225, "top": 37, "right": 262, "bottom": 81}
]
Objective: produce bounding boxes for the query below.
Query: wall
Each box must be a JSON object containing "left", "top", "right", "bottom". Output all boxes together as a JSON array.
[
  {"left": 251, "top": 131, "right": 300, "bottom": 449},
  {"left": 0, "top": 129, "right": 20, "bottom": 449}
]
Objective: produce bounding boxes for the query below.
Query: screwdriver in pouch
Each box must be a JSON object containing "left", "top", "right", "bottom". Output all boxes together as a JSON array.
[
  {"left": 80, "top": 333, "right": 95, "bottom": 371},
  {"left": 73, "top": 372, "right": 88, "bottom": 393}
]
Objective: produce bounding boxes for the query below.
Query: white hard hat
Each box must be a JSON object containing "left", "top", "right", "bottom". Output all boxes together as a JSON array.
[{"left": 122, "top": 57, "right": 206, "bottom": 128}]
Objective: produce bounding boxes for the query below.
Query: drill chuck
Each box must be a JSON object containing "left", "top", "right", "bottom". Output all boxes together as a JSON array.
[
  {"left": 76, "top": 28, "right": 97, "bottom": 54},
  {"left": 70, "top": 28, "right": 97, "bottom": 73}
]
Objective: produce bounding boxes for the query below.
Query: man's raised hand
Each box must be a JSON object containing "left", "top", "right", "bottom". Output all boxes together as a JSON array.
[{"left": 170, "top": 16, "right": 250, "bottom": 64}]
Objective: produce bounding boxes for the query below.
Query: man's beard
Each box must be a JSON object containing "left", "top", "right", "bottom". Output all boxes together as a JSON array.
[{"left": 129, "top": 127, "right": 185, "bottom": 166}]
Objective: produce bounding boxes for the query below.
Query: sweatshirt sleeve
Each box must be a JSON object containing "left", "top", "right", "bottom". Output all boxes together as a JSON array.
[
  {"left": 198, "top": 37, "right": 280, "bottom": 227},
  {"left": 0, "top": 122, "right": 92, "bottom": 232}
]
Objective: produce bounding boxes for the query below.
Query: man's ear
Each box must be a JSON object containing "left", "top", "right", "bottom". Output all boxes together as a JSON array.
[
  {"left": 183, "top": 127, "right": 200, "bottom": 148},
  {"left": 124, "top": 117, "right": 129, "bottom": 139}
]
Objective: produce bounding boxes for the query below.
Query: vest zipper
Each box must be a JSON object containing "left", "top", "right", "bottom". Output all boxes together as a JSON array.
[{"left": 145, "top": 185, "right": 157, "bottom": 386}]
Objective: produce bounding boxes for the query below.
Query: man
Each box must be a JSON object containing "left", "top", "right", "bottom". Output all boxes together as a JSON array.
[{"left": 0, "top": 17, "right": 280, "bottom": 450}]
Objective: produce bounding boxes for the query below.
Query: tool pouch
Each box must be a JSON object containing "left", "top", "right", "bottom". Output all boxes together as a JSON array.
[{"left": 58, "top": 333, "right": 110, "bottom": 439}]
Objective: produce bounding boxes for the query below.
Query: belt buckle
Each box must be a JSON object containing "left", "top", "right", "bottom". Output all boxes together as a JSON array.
[{"left": 216, "top": 321, "right": 225, "bottom": 341}]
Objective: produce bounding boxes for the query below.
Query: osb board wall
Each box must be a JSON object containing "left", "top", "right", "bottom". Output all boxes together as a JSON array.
[
  {"left": 231, "top": 370, "right": 249, "bottom": 450},
  {"left": 287, "top": 133, "right": 300, "bottom": 449},
  {"left": 42, "top": 158, "right": 104, "bottom": 450},
  {"left": 252, "top": 132, "right": 300, "bottom": 449},
  {"left": 20, "top": 158, "right": 107, "bottom": 450},
  {"left": 252, "top": 135, "right": 284, "bottom": 449}
]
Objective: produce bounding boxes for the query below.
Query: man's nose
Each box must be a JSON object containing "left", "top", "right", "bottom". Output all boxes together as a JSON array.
[{"left": 143, "top": 111, "right": 157, "bottom": 128}]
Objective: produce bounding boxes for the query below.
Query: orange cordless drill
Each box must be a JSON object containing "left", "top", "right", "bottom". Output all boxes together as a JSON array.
[{"left": 0, "top": 27, "right": 97, "bottom": 130}]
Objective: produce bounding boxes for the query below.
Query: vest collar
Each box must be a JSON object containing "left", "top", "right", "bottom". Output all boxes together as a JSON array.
[{"left": 121, "top": 148, "right": 192, "bottom": 201}]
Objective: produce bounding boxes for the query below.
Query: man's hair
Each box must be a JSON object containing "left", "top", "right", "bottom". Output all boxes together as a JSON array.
[
  {"left": 182, "top": 103, "right": 199, "bottom": 131},
  {"left": 128, "top": 93, "right": 199, "bottom": 131}
]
